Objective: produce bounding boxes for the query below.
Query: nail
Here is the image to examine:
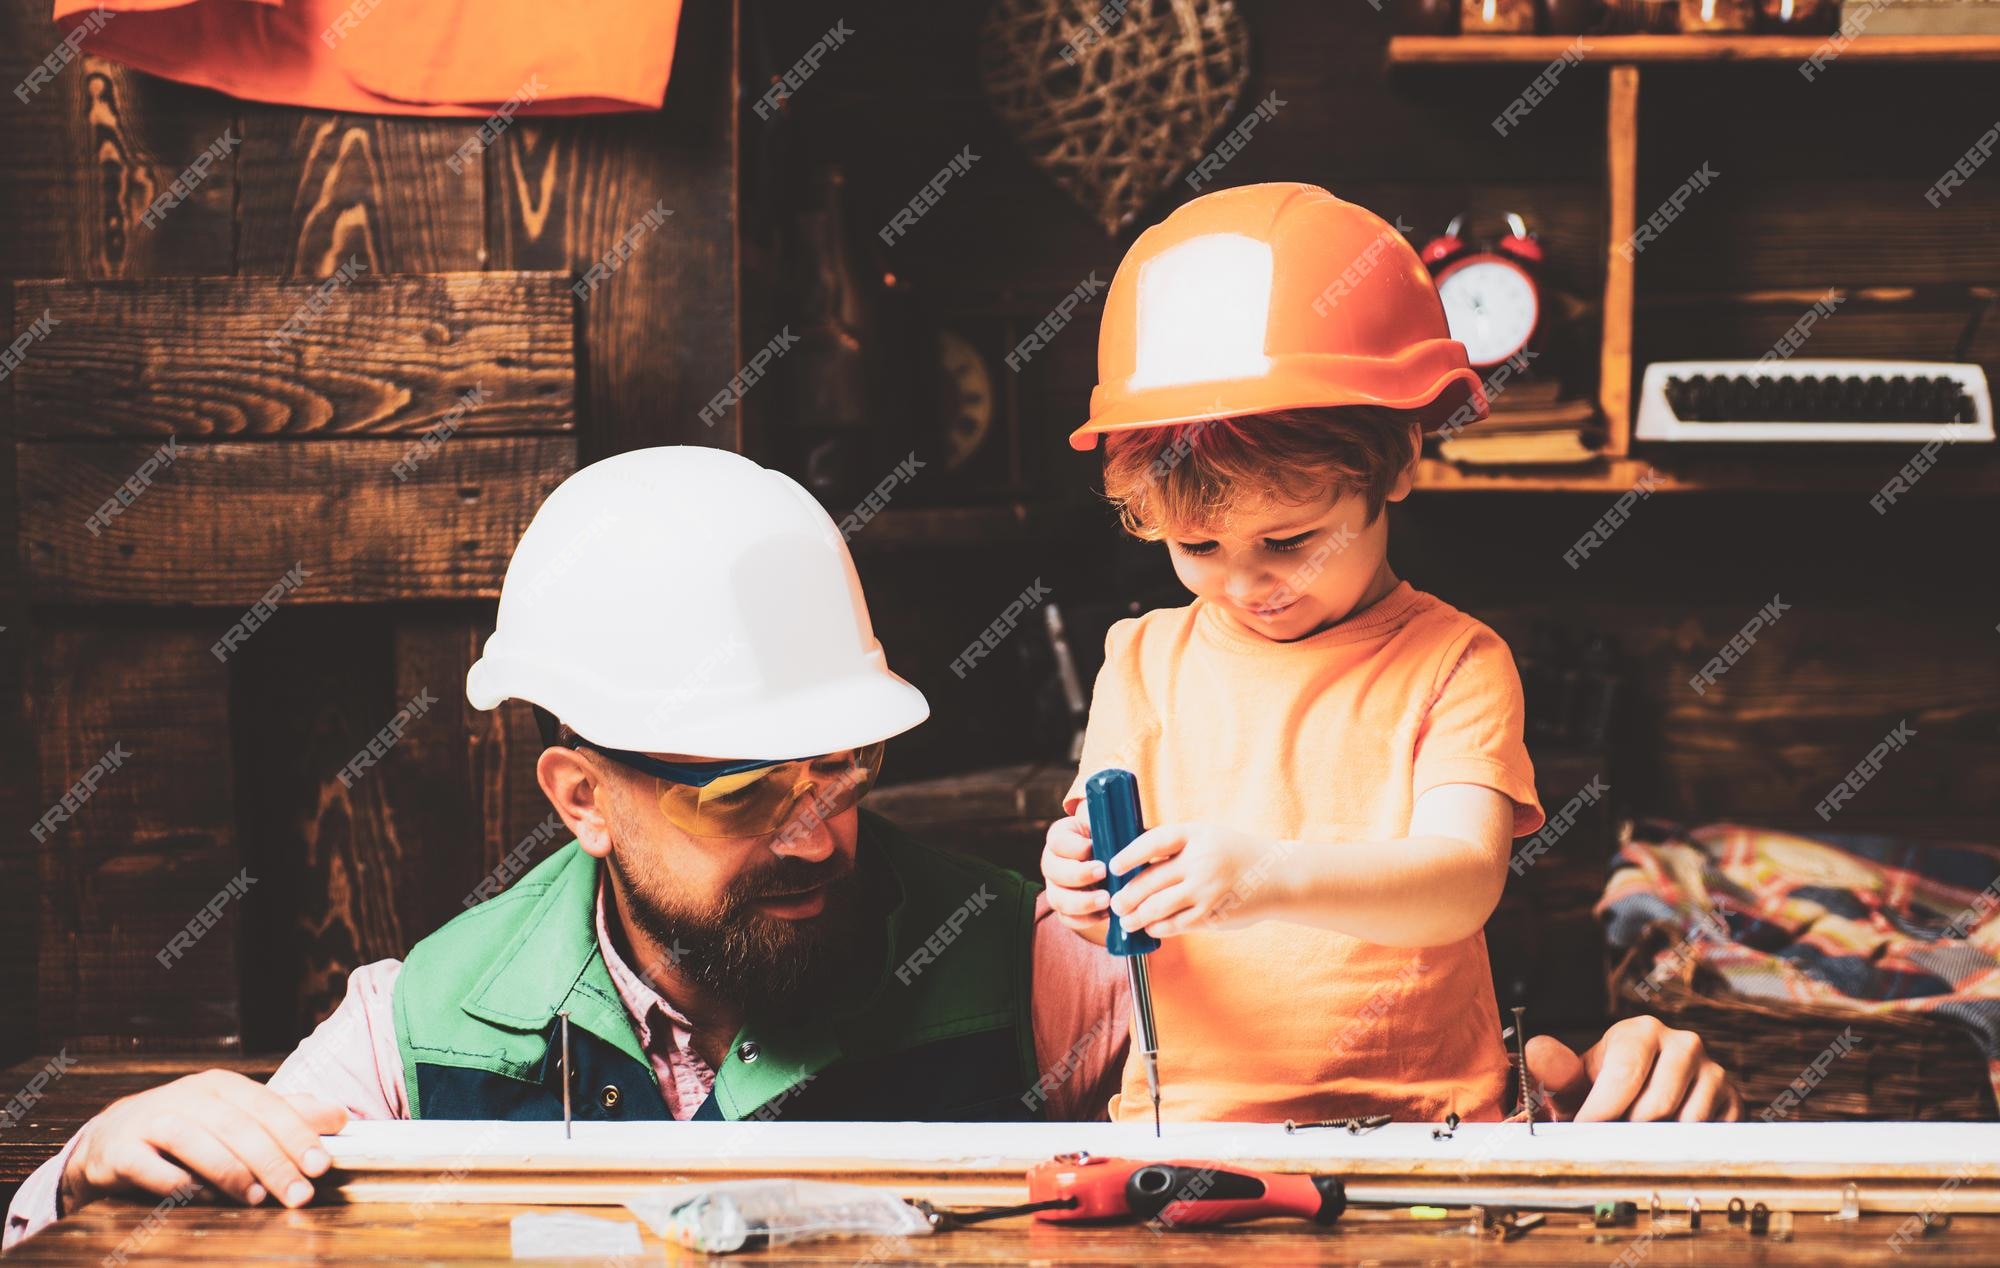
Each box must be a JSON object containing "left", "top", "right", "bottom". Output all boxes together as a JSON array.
[
  {"left": 303, "top": 1147, "right": 329, "bottom": 1175},
  {"left": 285, "top": 1180, "right": 313, "bottom": 1206},
  {"left": 245, "top": 1184, "right": 266, "bottom": 1205}
]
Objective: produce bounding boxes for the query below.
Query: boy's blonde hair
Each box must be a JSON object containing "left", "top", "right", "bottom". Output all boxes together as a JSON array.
[{"left": 1100, "top": 406, "right": 1419, "bottom": 541}]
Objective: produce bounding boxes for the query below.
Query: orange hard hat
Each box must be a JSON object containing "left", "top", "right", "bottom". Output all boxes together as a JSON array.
[{"left": 1070, "top": 183, "right": 1487, "bottom": 450}]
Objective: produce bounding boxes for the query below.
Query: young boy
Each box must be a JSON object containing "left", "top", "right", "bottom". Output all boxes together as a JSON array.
[{"left": 1041, "top": 183, "right": 1546, "bottom": 1125}]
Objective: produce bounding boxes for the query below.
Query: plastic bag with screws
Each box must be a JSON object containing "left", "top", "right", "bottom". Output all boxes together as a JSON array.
[{"left": 625, "top": 1179, "right": 935, "bottom": 1253}]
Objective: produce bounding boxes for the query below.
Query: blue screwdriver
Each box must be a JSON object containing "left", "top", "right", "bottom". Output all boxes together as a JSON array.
[{"left": 1084, "top": 768, "right": 1162, "bottom": 1136}]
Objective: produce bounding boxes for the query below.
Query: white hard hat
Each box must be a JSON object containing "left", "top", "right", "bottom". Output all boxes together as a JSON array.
[{"left": 466, "top": 446, "right": 929, "bottom": 759}]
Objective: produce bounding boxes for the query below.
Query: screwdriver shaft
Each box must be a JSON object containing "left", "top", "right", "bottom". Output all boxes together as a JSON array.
[{"left": 1126, "top": 956, "right": 1161, "bottom": 1135}]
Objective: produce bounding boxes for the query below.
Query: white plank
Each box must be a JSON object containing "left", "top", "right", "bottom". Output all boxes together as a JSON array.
[
  {"left": 319, "top": 1120, "right": 2000, "bottom": 1213},
  {"left": 323, "top": 1119, "right": 2000, "bottom": 1173}
]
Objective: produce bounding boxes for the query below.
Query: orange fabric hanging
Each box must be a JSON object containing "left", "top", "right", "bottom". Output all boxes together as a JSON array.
[{"left": 53, "top": 0, "right": 684, "bottom": 115}]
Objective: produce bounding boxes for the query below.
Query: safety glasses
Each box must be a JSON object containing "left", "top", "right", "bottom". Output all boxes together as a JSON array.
[{"left": 576, "top": 740, "right": 885, "bottom": 839}]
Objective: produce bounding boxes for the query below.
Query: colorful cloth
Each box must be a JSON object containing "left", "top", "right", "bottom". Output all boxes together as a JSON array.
[{"left": 1600, "top": 820, "right": 2000, "bottom": 1103}]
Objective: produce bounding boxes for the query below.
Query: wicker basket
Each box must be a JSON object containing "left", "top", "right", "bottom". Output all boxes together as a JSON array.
[{"left": 1609, "top": 929, "right": 1998, "bottom": 1121}]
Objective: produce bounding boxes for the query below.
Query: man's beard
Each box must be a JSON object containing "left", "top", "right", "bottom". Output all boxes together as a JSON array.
[{"left": 607, "top": 841, "right": 876, "bottom": 1013}]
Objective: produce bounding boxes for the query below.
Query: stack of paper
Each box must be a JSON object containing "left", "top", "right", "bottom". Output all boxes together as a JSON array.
[{"left": 1438, "top": 396, "right": 1605, "bottom": 466}]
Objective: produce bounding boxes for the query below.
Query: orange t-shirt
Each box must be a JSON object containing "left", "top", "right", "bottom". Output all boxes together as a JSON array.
[{"left": 1063, "top": 581, "right": 1546, "bottom": 1124}]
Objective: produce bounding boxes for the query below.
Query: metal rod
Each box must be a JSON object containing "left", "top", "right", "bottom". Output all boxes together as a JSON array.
[
  {"left": 558, "top": 1010, "right": 572, "bottom": 1140},
  {"left": 1125, "top": 957, "right": 1160, "bottom": 1136},
  {"left": 1511, "top": 1006, "right": 1533, "bottom": 1135}
]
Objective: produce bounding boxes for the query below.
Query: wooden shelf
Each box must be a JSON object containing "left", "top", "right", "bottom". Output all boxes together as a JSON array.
[
  {"left": 1392, "top": 36, "right": 1997, "bottom": 477},
  {"left": 1389, "top": 34, "right": 2000, "bottom": 64},
  {"left": 846, "top": 503, "right": 1099, "bottom": 549},
  {"left": 1415, "top": 453, "right": 2000, "bottom": 493}
]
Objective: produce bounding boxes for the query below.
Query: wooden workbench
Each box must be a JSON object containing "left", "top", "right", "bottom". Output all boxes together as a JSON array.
[{"left": 5, "top": 1197, "right": 1997, "bottom": 1264}]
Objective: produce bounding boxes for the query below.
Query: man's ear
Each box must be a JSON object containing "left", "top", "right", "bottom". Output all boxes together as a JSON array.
[{"left": 538, "top": 747, "right": 616, "bottom": 859}]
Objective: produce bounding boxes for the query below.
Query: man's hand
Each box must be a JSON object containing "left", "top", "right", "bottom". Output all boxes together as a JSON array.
[
  {"left": 1106, "top": 822, "right": 1289, "bottom": 938},
  {"left": 1527, "top": 1015, "right": 1743, "bottom": 1122},
  {"left": 1040, "top": 813, "right": 1110, "bottom": 939},
  {"left": 61, "top": 1070, "right": 348, "bottom": 1213}
]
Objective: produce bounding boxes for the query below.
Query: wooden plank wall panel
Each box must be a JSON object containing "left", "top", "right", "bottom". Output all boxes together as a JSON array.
[
  {"left": 765, "top": 0, "right": 2000, "bottom": 832},
  {"left": 232, "top": 613, "right": 553, "bottom": 1038},
  {"left": 31, "top": 623, "right": 241, "bottom": 1048},
  {"left": 0, "top": 274, "right": 34, "bottom": 1064},
  {"left": 5, "top": 0, "right": 256, "bottom": 1056},
  {"left": 384, "top": 621, "right": 491, "bottom": 946},
  {"left": 68, "top": 59, "right": 240, "bottom": 279},
  {"left": 0, "top": 2, "right": 84, "bottom": 280},
  {"left": 213, "top": 66, "right": 579, "bottom": 1042},
  {"left": 490, "top": 0, "right": 738, "bottom": 458},
  {"left": 1638, "top": 180, "right": 2000, "bottom": 291},
  {"left": 1, "top": 0, "right": 730, "bottom": 1059},
  {"left": 221, "top": 88, "right": 574, "bottom": 1039},
  {"left": 462, "top": 663, "right": 562, "bottom": 900},
  {"left": 288, "top": 652, "right": 426, "bottom": 1035},
  {"left": 12, "top": 273, "right": 575, "bottom": 439},
  {"left": 0, "top": 6, "right": 237, "bottom": 281},
  {"left": 228, "top": 607, "right": 395, "bottom": 1043},
  {"left": 236, "top": 114, "right": 486, "bottom": 278},
  {"left": 1637, "top": 63, "right": 2000, "bottom": 291},
  {"left": 21, "top": 436, "right": 573, "bottom": 604},
  {"left": 1389, "top": 493, "right": 2000, "bottom": 835},
  {"left": 1636, "top": 300, "right": 2000, "bottom": 388}
]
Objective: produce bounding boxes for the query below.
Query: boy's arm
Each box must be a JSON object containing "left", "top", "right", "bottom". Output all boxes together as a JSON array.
[
  {"left": 1108, "top": 627, "right": 1540, "bottom": 947},
  {"left": 1256, "top": 623, "right": 1539, "bottom": 945},
  {"left": 1265, "top": 782, "right": 1513, "bottom": 945},
  {"left": 1106, "top": 784, "right": 1514, "bottom": 946}
]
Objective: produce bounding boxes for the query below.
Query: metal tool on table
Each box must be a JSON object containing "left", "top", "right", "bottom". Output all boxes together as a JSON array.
[
  {"left": 1027, "top": 1153, "right": 1346, "bottom": 1228},
  {"left": 558, "top": 1010, "right": 573, "bottom": 1139},
  {"left": 1285, "top": 1114, "right": 1391, "bottom": 1135},
  {"left": 1509, "top": 1005, "right": 1536, "bottom": 1135},
  {"left": 1084, "top": 768, "right": 1162, "bottom": 1136}
]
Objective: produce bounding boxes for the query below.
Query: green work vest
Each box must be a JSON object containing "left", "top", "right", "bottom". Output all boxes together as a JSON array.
[{"left": 392, "top": 810, "right": 1044, "bottom": 1122}]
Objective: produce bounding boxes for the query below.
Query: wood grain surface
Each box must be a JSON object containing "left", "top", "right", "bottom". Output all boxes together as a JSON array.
[
  {"left": 27, "top": 625, "right": 242, "bottom": 1049},
  {"left": 20, "top": 435, "right": 574, "bottom": 604},
  {"left": 11, "top": 273, "right": 573, "bottom": 440},
  {"left": 4, "top": 1196, "right": 1996, "bottom": 1265},
  {"left": 0, "top": 1055, "right": 280, "bottom": 1185}
]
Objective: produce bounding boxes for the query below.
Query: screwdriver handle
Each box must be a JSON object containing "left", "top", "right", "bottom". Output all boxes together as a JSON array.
[{"left": 1084, "top": 769, "right": 1159, "bottom": 956}]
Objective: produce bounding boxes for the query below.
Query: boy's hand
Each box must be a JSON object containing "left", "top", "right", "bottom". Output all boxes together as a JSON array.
[
  {"left": 1041, "top": 812, "right": 1111, "bottom": 939},
  {"left": 1107, "top": 822, "right": 1291, "bottom": 939},
  {"left": 60, "top": 1070, "right": 348, "bottom": 1213}
]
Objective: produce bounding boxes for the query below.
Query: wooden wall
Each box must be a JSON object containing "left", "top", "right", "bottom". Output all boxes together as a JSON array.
[
  {"left": 761, "top": 1, "right": 2000, "bottom": 842},
  {"left": 0, "top": 0, "right": 741, "bottom": 1061},
  {"left": 3, "top": 0, "right": 1995, "bottom": 1067}
]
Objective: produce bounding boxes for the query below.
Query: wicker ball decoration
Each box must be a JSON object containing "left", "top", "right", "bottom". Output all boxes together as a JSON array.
[{"left": 978, "top": 0, "right": 1252, "bottom": 236}]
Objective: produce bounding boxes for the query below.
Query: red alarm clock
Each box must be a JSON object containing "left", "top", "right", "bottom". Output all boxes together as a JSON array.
[{"left": 1420, "top": 212, "right": 1544, "bottom": 369}]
